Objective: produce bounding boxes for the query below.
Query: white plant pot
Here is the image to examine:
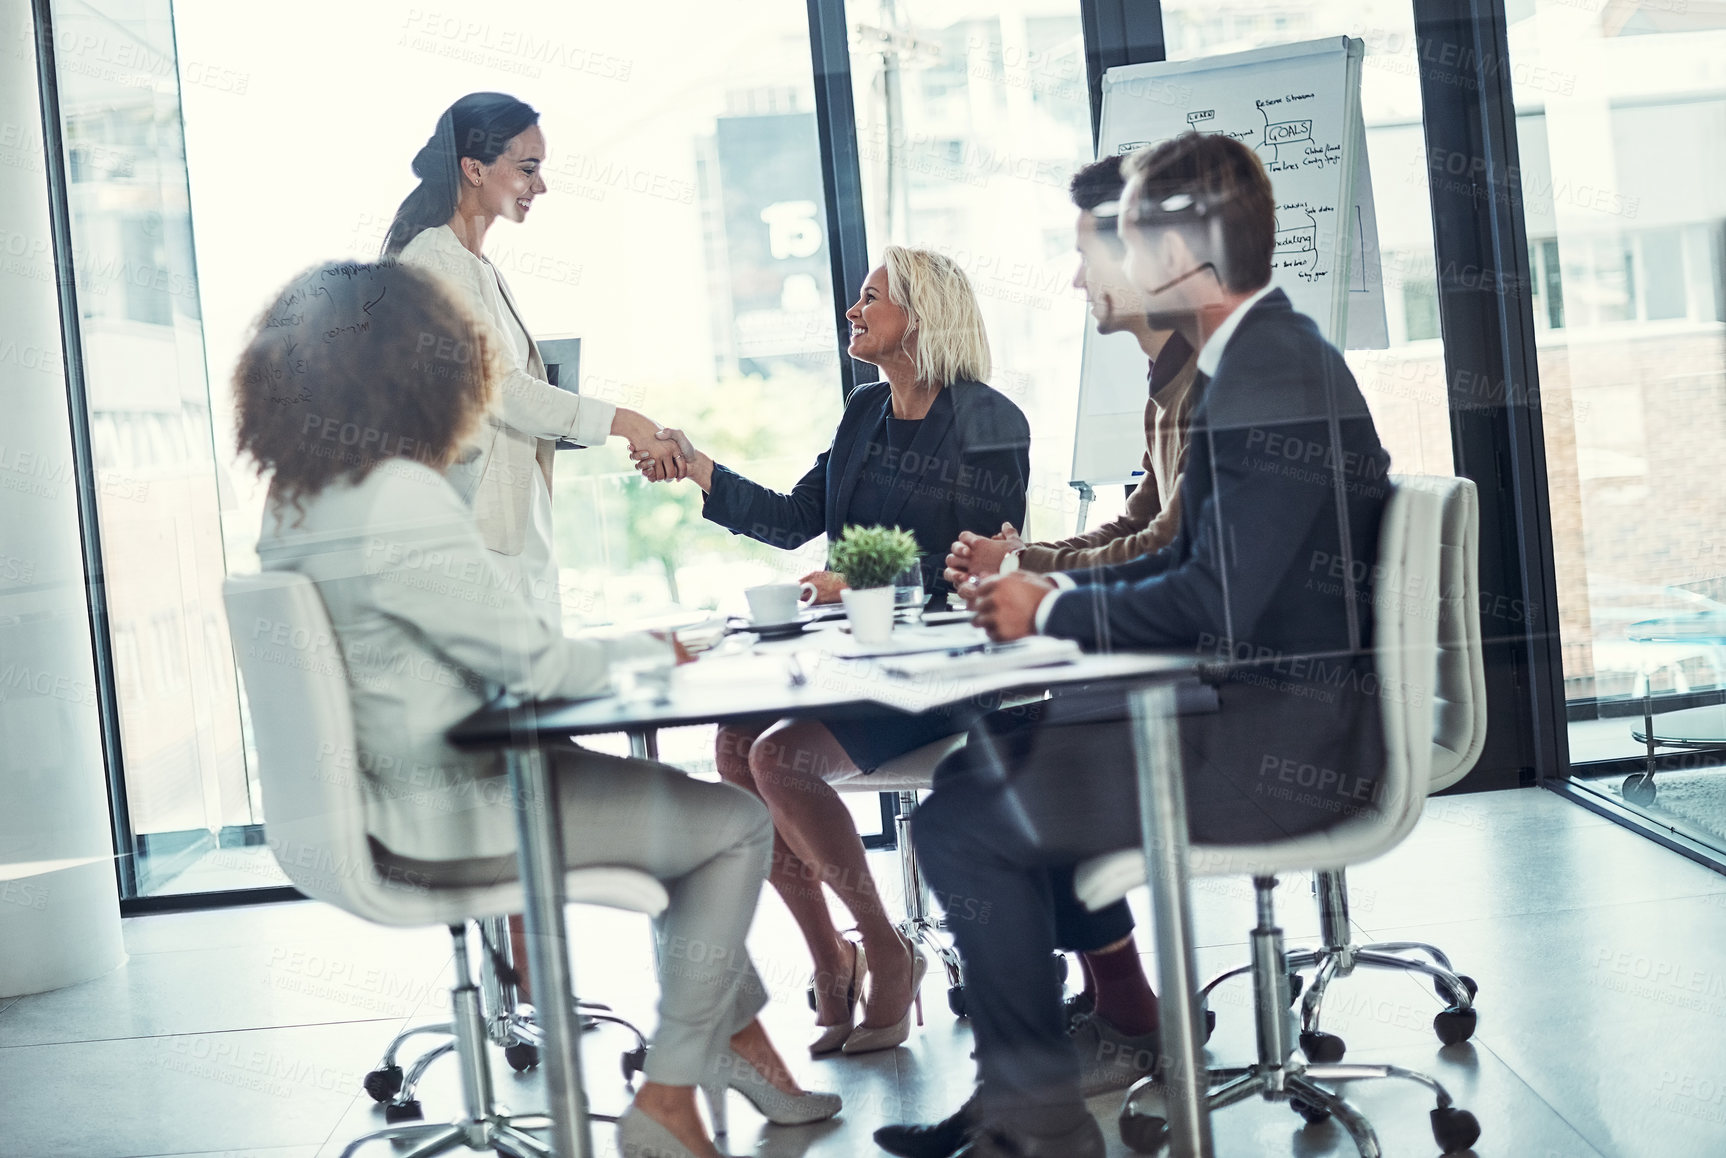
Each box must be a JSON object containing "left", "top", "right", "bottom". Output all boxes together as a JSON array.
[{"left": 841, "top": 585, "right": 896, "bottom": 646}]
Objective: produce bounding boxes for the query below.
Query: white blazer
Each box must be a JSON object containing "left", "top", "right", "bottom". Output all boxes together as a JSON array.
[
  {"left": 256, "top": 459, "right": 667, "bottom": 862},
  {"left": 398, "top": 224, "right": 615, "bottom": 555}
]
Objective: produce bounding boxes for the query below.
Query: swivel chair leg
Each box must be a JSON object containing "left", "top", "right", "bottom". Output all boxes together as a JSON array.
[
  {"left": 1282, "top": 1075, "right": 1382, "bottom": 1157},
  {"left": 892, "top": 789, "right": 966, "bottom": 1015}
]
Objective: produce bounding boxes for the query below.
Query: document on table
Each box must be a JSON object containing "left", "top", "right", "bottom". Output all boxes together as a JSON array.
[{"left": 871, "top": 635, "right": 1082, "bottom": 678}]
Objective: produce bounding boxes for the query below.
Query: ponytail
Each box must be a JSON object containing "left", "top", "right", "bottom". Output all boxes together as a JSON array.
[{"left": 382, "top": 94, "right": 540, "bottom": 258}]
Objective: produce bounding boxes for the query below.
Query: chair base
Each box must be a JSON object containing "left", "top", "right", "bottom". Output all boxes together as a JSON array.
[
  {"left": 365, "top": 919, "right": 650, "bottom": 1118},
  {"left": 1126, "top": 876, "right": 1480, "bottom": 1157},
  {"left": 344, "top": 926, "right": 626, "bottom": 1158},
  {"left": 1197, "top": 870, "right": 1478, "bottom": 1061},
  {"left": 340, "top": 1113, "right": 555, "bottom": 1158},
  {"left": 1118, "top": 1062, "right": 1480, "bottom": 1157}
]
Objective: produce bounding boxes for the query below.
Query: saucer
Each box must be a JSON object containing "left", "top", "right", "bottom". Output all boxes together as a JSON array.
[{"left": 741, "top": 619, "right": 814, "bottom": 641}]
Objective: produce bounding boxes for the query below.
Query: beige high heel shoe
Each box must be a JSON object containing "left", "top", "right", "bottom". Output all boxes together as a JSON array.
[
  {"left": 700, "top": 1047, "right": 843, "bottom": 1138},
  {"left": 840, "top": 942, "right": 927, "bottom": 1055},
  {"left": 808, "top": 940, "right": 866, "bottom": 1056}
]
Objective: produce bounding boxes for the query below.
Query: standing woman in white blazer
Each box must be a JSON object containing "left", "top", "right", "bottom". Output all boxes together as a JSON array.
[{"left": 384, "top": 91, "right": 685, "bottom": 629}]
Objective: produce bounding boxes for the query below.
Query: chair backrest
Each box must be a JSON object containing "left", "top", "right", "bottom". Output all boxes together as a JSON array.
[
  {"left": 1410, "top": 474, "right": 1487, "bottom": 792},
  {"left": 1190, "top": 475, "right": 1445, "bottom": 876},
  {"left": 224, "top": 572, "right": 426, "bottom": 924},
  {"left": 1076, "top": 475, "right": 1488, "bottom": 904}
]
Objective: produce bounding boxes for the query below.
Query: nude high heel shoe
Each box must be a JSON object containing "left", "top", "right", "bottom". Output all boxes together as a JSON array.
[
  {"left": 840, "top": 944, "right": 927, "bottom": 1055},
  {"left": 809, "top": 940, "right": 866, "bottom": 1056},
  {"left": 699, "top": 1048, "right": 843, "bottom": 1138},
  {"left": 617, "top": 1104, "right": 733, "bottom": 1158}
]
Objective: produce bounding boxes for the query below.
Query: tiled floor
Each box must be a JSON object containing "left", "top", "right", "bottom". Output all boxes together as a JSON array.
[{"left": 5, "top": 787, "right": 1726, "bottom": 1158}]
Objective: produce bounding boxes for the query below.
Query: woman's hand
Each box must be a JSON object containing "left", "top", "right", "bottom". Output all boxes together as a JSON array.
[
  {"left": 635, "top": 428, "right": 714, "bottom": 492},
  {"left": 798, "top": 570, "right": 849, "bottom": 605},
  {"left": 611, "top": 408, "right": 683, "bottom": 481}
]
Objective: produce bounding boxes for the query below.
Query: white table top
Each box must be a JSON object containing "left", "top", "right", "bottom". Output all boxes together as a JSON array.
[{"left": 450, "top": 617, "right": 1196, "bottom": 747}]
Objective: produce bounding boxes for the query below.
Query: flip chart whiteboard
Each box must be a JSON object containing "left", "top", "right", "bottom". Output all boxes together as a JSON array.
[{"left": 1071, "top": 37, "right": 1386, "bottom": 489}]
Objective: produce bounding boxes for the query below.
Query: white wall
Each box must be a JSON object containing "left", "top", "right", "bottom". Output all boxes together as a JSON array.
[{"left": 0, "top": 0, "right": 126, "bottom": 996}]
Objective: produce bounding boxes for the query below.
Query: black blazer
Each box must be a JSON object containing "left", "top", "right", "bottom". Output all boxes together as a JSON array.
[
  {"left": 703, "top": 379, "right": 1031, "bottom": 599},
  {"left": 1044, "top": 289, "right": 1391, "bottom": 668},
  {"left": 1029, "top": 289, "right": 1395, "bottom": 841}
]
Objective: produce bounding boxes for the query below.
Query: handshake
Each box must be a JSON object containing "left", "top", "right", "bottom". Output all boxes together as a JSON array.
[
  {"left": 944, "top": 522, "right": 1056, "bottom": 643},
  {"left": 625, "top": 424, "right": 713, "bottom": 492}
]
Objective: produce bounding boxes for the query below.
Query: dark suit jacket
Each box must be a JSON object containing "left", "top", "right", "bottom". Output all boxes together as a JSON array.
[
  {"left": 703, "top": 380, "right": 1031, "bottom": 599},
  {"left": 968, "top": 290, "right": 1396, "bottom": 846}
]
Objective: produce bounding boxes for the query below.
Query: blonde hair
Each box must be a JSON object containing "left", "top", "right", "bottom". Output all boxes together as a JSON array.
[{"left": 881, "top": 245, "right": 992, "bottom": 387}]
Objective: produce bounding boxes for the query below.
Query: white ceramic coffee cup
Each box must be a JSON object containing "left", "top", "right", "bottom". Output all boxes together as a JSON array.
[{"left": 745, "top": 582, "right": 819, "bottom": 626}]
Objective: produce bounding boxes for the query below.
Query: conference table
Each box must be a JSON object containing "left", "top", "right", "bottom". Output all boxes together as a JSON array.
[{"left": 449, "top": 612, "right": 1217, "bottom": 1158}]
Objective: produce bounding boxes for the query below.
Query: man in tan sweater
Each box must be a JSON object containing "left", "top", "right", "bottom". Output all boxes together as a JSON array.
[{"left": 946, "top": 159, "right": 1198, "bottom": 581}]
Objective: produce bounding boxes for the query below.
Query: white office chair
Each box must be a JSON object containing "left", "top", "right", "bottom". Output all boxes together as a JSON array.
[
  {"left": 226, "top": 572, "right": 670, "bottom": 1158},
  {"left": 1074, "top": 476, "right": 1483, "bottom": 1157},
  {"left": 1255, "top": 474, "right": 1487, "bottom": 1064},
  {"left": 832, "top": 735, "right": 969, "bottom": 1015}
]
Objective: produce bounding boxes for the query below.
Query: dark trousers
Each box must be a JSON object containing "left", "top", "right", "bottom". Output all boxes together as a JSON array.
[
  {"left": 915, "top": 761, "right": 1096, "bottom": 1123},
  {"left": 913, "top": 678, "right": 1384, "bottom": 1121}
]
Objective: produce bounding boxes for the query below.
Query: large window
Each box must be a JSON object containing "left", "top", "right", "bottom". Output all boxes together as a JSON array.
[
  {"left": 153, "top": 0, "right": 856, "bottom": 887},
  {"left": 848, "top": 0, "right": 1097, "bottom": 538},
  {"left": 1161, "top": 0, "right": 1458, "bottom": 480},
  {"left": 1507, "top": 1, "right": 1726, "bottom": 844}
]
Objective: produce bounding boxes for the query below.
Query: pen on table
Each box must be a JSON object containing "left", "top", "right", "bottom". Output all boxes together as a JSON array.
[{"left": 945, "top": 640, "right": 1027, "bottom": 658}]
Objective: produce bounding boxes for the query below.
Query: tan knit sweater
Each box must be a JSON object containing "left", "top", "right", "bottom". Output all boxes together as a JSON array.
[{"left": 1020, "top": 334, "right": 1198, "bottom": 572}]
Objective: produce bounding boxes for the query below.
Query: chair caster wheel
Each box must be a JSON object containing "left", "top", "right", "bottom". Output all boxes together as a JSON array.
[
  {"left": 1290, "top": 1096, "right": 1331, "bottom": 1125},
  {"left": 1622, "top": 773, "right": 1657, "bottom": 805},
  {"left": 1433, "top": 1007, "right": 1478, "bottom": 1045},
  {"left": 383, "top": 1099, "right": 422, "bottom": 1124},
  {"left": 504, "top": 1042, "right": 539, "bottom": 1072},
  {"left": 1433, "top": 974, "right": 1478, "bottom": 1003},
  {"left": 1431, "top": 1106, "right": 1481, "bottom": 1153},
  {"left": 806, "top": 983, "right": 817, "bottom": 1013},
  {"left": 1118, "top": 1108, "right": 1169, "bottom": 1154},
  {"left": 622, "top": 1044, "right": 648, "bottom": 1081},
  {"left": 362, "top": 1065, "right": 403, "bottom": 1103},
  {"left": 1205, "top": 1008, "right": 1216, "bottom": 1043},
  {"left": 1054, "top": 952, "right": 1069, "bottom": 983},
  {"left": 1287, "top": 972, "right": 1304, "bottom": 1005},
  {"left": 948, "top": 984, "right": 967, "bottom": 1018},
  {"left": 1299, "top": 1030, "right": 1346, "bottom": 1062}
]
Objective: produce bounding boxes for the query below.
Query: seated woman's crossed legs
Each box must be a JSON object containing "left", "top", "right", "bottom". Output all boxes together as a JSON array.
[{"left": 715, "top": 719, "right": 918, "bottom": 1054}]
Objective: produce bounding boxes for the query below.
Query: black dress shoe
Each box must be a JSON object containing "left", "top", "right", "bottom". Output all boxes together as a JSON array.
[
  {"left": 873, "top": 1091, "right": 979, "bottom": 1158},
  {"left": 1062, "top": 990, "right": 1097, "bottom": 1031},
  {"left": 952, "top": 1116, "right": 1106, "bottom": 1158}
]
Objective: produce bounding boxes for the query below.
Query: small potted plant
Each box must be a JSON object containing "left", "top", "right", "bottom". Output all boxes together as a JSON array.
[{"left": 830, "top": 525, "right": 919, "bottom": 645}]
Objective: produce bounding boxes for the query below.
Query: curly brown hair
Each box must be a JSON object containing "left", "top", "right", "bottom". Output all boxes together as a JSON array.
[{"left": 233, "top": 261, "right": 498, "bottom": 510}]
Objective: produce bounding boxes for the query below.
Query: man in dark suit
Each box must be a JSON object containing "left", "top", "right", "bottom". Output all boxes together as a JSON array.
[{"left": 882, "top": 134, "right": 1393, "bottom": 1158}]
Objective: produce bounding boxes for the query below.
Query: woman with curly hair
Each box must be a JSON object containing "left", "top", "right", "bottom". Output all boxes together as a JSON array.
[{"left": 236, "top": 261, "right": 837, "bottom": 1158}]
